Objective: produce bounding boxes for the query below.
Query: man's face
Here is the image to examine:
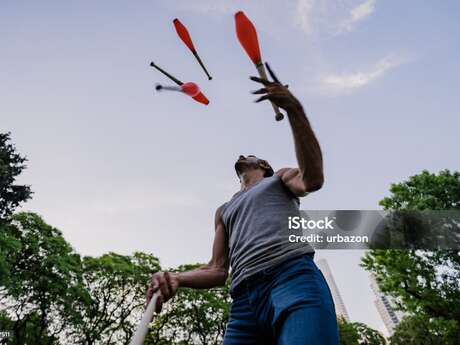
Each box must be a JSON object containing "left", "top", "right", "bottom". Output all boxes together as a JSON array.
[{"left": 234, "top": 155, "right": 262, "bottom": 176}]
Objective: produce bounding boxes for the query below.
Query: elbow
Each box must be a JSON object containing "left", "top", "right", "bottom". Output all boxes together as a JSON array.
[
  {"left": 305, "top": 176, "right": 324, "bottom": 193},
  {"left": 215, "top": 269, "right": 228, "bottom": 286}
]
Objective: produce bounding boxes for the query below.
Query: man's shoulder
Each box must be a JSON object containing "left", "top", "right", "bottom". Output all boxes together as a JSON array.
[{"left": 276, "top": 167, "right": 299, "bottom": 178}]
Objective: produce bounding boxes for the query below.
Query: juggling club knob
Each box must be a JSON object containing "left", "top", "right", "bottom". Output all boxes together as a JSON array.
[{"left": 275, "top": 112, "right": 284, "bottom": 121}]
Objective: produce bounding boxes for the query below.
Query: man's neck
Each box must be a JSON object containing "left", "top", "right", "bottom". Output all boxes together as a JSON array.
[{"left": 239, "top": 171, "right": 265, "bottom": 191}]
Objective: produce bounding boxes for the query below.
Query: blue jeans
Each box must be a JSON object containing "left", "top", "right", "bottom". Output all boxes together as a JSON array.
[{"left": 223, "top": 255, "right": 339, "bottom": 345}]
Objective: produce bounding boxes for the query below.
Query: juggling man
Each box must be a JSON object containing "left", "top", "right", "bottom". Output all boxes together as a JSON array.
[{"left": 146, "top": 64, "right": 339, "bottom": 344}]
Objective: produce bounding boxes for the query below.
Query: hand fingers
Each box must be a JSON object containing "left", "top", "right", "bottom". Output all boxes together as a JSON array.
[
  {"left": 145, "top": 276, "right": 159, "bottom": 308},
  {"left": 159, "top": 275, "right": 171, "bottom": 300},
  {"left": 145, "top": 289, "right": 151, "bottom": 308},
  {"left": 152, "top": 277, "right": 161, "bottom": 294},
  {"left": 251, "top": 88, "right": 268, "bottom": 95},
  {"left": 146, "top": 278, "right": 156, "bottom": 302},
  {"left": 155, "top": 294, "right": 163, "bottom": 313},
  {"left": 164, "top": 272, "right": 174, "bottom": 298},
  {"left": 145, "top": 272, "right": 175, "bottom": 313},
  {"left": 146, "top": 285, "right": 152, "bottom": 302},
  {"left": 265, "top": 63, "right": 281, "bottom": 84},
  {"left": 165, "top": 272, "right": 174, "bottom": 292},
  {"left": 252, "top": 82, "right": 289, "bottom": 95},
  {"left": 250, "top": 76, "right": 270, "bottom": 85},
  {"left": 254, "top": 94, "right": 270, "bottom": 103},
  {"left": 254, "top": 92, "right": 286, "bottom": 103}
]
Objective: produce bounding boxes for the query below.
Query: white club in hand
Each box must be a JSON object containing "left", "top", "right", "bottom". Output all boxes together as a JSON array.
[{"left": 129, "top": 293, "right": 158, "bottom": 345}]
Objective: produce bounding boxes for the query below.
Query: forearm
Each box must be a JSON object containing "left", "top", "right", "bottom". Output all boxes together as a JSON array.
[
  {"left": 174, "top": 265, "right": 228, "bottom": 289},
  {"left": 286, "top": 101, "right": 324, "bottom": 190}
]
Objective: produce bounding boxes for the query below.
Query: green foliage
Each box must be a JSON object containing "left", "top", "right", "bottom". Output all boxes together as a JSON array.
[
  {"left": 0, "top": 212, "right": 86, "bottom": 344},
  {"left": 379, "top": 170, "right": 460, "bottom": 211},
  {"left": 390, "top": 315, "right": 459, "bottom": 345},
  {"left": 145, "top": 264, "right": 231, "bottom": 345},
  {"left": 362, "top": 250, "right": 460, "bottom": 320},
  {"left": 0, "top": 132, "right": 31, "bottom": 220},
  {"left": 338, "top": 317, "right": 360, "bottom": 344},
  {"left": 69, "top": 252, "right": 160, "bottom": 344},
  {"left": 338, "top": 317, "right": 386, "bottom": 345},
  {"left": 0, "top": 132, "right": 32, "bottom": 283},
  {"left": 0, "top": 222, "right": 21, "bottom": 287},
  {"left": 0, "top": 211, "right": 160, "bottom": 344},
  {"left": 362, "top": 170, "right": 460, "bottom": 343}
]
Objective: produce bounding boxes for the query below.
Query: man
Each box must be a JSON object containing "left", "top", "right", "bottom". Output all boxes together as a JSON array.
[{"left": 146, "top": 64, "right": 339, "bottom": 344}]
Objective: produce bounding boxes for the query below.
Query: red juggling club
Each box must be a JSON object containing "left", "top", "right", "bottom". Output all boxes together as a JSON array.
[
  {"left": 155, "top": 82, "right": 200, "bottom": 98},
  {"left": 150, "top": 61, "right": 209, "bottom": 105},
  {"left": 173, "top": 18, "right": 213, "bottom": 80},
  {"left": 235, "top": 11, "right": 284, "bottom": 121}
]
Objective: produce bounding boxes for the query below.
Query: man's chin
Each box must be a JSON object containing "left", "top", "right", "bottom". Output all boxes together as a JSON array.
[{"left": 235, "top": 161, "right": 258, "bottom": 176}]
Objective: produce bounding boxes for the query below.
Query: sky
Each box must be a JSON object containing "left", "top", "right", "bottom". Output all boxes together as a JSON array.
[{"left": 2, "top": 0, "right": 459, "bottom": 336}]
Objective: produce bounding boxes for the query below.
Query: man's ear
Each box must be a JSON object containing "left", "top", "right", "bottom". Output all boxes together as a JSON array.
[
  {"left": 258, "top": 159, "right": 271, "bottom": 171},
  {"left": 258, "top": 159, "right": 274, "bottom": 177}
]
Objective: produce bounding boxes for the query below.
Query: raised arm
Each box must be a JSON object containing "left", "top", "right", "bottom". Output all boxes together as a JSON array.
[
  {"left": 146, "top": 207, "right": 229, "bottom": 312},
  {"left": 251, "top": 63, "right": 324, "bottom": 196}
]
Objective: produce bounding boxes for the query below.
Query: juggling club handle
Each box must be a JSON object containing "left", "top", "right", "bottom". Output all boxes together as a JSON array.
[
  {"left": 129, "top": 293, "right": 158, "bottom": 345},
  {"left": 149, "top": 62, "right": 183, "bottom": 86},
  {"left": 256, "top": 63, "right": 284, "bottom": 121},
  {"left": 193, "top": 51, "right": 212, "bottom": 80}
]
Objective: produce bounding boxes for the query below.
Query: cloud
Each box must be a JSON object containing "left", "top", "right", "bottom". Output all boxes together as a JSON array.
[
  {"left": 337, "top": 0, "right": 376, "bottom": 33},
  {"left": 351, "top": 0, "right": 375, "bottom": 20},
  {"left": 294, "top": 0, "right": 377, "bottom": 36},
  {"left": 319, "top": 55, "right": 408, "bottom": 92},
  {"left": 160, "top": 0, "right": 239, "bottom": 16},
  {"left": 295, "top": 0, "right": 316, "bottom": 35},
  {"left": 176, "top": 1, "right": 237, "bottom": 14}
]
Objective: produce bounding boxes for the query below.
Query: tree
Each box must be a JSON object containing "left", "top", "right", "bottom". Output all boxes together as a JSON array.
[
  {"left": 390, "top": 315, "right": 459, "bottom": 345},
  {"left": 338, "top": 317, "right": 386, "bottom": 345},
  {"left": 0, "top": 133, "right": 162, "bottom": 344},
  {"left": 0, "top": 132, "right": 31, "bottom": 220},
  {"left": 0, "top": 212, "right": 162, "bottom": 344},
  {"left": 69, "top": 252, "right": 160, "bottom": 345},
  {"left": 0, "top": 212, "right": 87, "bottom": 344},
  {"left": 379, "top": 170, "right": 460, "bottom": 210},
  {"left": 145, "top": 264, "right": 231, "bottom": 345},
  {"left": 362, "top": 170, "right": 460, "bottom": 343},
  {"left": 0, "top": 132, "right": 31, "bottom": 284},
  {"left": 338, "top": 317, "right": 360, "bottom": 344}
]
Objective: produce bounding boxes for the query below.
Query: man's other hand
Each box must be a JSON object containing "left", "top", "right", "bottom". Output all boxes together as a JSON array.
[{"left": 146, "top": 271, "right": 179, "bottom": 313}]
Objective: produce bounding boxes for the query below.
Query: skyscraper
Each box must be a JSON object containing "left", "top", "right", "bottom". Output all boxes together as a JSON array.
[
  {"left": 369, "top": 274, "right": 402, "bottom": 335},
  {"left": 316, "top": 259, "right": 350, "bottom": 321}
]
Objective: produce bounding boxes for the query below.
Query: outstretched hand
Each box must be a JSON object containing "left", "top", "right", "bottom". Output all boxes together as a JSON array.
[{"left": 250, "top": 63, "right": 300, "bottom": 112}]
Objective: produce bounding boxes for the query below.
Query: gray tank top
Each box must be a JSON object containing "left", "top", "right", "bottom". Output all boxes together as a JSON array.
[{"left": 221, "top": 175, "right": 314, "bottom": 292}]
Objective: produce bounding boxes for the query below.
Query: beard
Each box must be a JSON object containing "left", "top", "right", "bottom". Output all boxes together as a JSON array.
[{"left": 234, "top": 160, "right": 259, "bottom": 176}]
